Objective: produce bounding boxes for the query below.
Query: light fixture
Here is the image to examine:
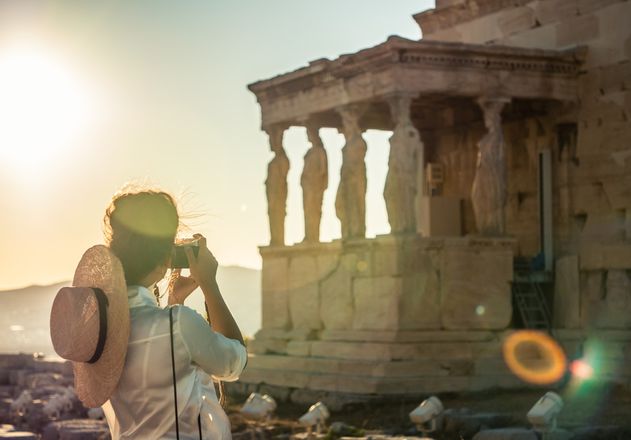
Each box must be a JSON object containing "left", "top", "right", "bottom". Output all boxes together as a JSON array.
[
  {"left": 240, "top": 393, "right": 277, "bottom": 421},
  {"left": 527, "top": 391, "right": 563, "bottom": 432},
  {"left": 298, "top": 402, "right": 330, "bottom": 433},
  {"left": 409, "top": 396, "right": 444, "bottom": 434}
]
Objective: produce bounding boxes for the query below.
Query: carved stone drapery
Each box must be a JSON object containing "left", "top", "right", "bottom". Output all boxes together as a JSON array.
[
  {"left": 384, "top": 95, "right": 423, "bottom": 234},
  {"left": 471, "top": 97, "right": 510, "bottom": 236},
  {"left": 265, "top": 125, "right": 289, "bottom": 246},
  {"left": 335, "top": 106, "right": 367, "bottom": 240},
  {"left": 301, "top": 124, "right": 328, "bottom": 243}
]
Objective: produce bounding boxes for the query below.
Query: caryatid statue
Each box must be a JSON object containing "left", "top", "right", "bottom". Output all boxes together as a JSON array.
[
  {"left": 335, "top": 106, "right": 367, "bottom": 240},
  {"left": 384, "top": 95, "right": 423, "bottom": 234},
  {"left": 471, "top": 97, "right": 510, "bottom": 236},
  {"left": 265, "top": 125, "right": 289, "bottom": 246},
  {"left": 301, "top": 124, "right": 328, "bottom": 243}
]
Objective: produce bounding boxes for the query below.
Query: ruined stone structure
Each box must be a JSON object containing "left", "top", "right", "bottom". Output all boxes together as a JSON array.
[{"left": 243, "top": 0, "right": 631, "bottom": 401}]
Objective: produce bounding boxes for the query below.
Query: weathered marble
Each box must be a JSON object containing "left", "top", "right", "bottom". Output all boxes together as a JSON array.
[
  {"left": 335, "top": 106, "right": 367, "bottom": 240},
  {"left": 265, "top": 125, "right": 289, "bottom": 247},
  {"left": 440, "top": 246, "right": 513, "bottom": 330},
  {"left": 384, "top": 95, "right": 423, "bottom": 234},
  {"left": 553, "top": 255, "right": 581, "bottom": 329},
  {"left": 471, "top": 97, "right": 509, "bottom": 236},
  {"left": 301, "top": 124, "right": 328, "bottom": 243}
]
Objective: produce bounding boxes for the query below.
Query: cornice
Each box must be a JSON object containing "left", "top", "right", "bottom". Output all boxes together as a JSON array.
[{"left": 248, "top": 36, "right": 584, "bottom": 101}]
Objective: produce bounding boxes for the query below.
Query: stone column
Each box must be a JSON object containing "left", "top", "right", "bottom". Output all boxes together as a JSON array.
[
  {"left": 265, "top": 125, "right": 289, "bottom": 246},
  {"left": 335, "top": 105, "right": 367, "bottom": 240},
  {"left": 301, "top": 123, "right": 328, "bottom": 243},
  {"left": 384, "top": 94, "right": 423, "bottom": 235},
  {"left": 471, "top": 97, "right": 510, "bottom": 236}
]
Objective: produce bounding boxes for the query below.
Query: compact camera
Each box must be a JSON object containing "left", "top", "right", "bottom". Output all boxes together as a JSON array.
[{"left": 171, "top": 239, "right": 200, "bottom": 269}]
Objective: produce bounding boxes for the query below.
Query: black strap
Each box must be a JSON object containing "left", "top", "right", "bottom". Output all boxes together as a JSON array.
[
  {"left": 170, "top": 307, "right": 203, "bottom": 440},
  {"left": 169, "top": 307, "right": 180, "bottom": 440},
  {"left": 87, "top": 288, "right": 109, "bottom": 364}
]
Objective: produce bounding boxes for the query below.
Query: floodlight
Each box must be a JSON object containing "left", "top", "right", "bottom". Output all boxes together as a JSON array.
[
  {"left": 240, "top": 393, "right": 277, "bottom": 420},
  {"left": 527, "top": 391, "right": 563, "bottom": 432},
  {"left": 409, "top": 396, "right": 443, "bottom": 433},
  {"left": 298, "top": 402, "right": 330, "bottom": 433}
]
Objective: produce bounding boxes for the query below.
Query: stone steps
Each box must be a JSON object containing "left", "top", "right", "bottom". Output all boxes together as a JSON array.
[{"left": 240, "top": 364, "right": 526, "bottom": 394}]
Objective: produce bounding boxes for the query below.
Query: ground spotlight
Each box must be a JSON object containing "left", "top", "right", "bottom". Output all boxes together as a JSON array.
[
  {"left": 298, "top": 401, "right": 330, "bottom": 433},
  {"left": 409, "top": 395, "right": 443, "bottom": 434},
  {"left": 240, "top": 393, "right": 277, "bottom": 421},
  {"left": 527, "top": 391, "right": 563, "bottom": 432}
]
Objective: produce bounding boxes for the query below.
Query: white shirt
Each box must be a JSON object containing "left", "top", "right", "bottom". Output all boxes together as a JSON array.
[{"left": 103, "top": 285, "right": 247, "bottom": 439}]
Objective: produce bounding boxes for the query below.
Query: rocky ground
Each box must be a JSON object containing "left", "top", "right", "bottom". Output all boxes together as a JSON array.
[{"left": 2, "top": 353, "right": 631, "bottom": 439}]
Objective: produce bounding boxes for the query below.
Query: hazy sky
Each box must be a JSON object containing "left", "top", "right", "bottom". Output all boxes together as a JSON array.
[{"left": 0, "top": 1, "right": 434, "bottom": 289}]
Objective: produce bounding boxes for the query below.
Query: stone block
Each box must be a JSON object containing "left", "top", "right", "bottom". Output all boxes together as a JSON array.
[
  {"left": 339, "top": 249, "right": 372, "bottom": 278},
  {"left": 372, "top": 246, "right": 401, "bottom": 277},
  {"left": 398, "top": 271, "right": 441, "bottom": 330},
  {"left": 602, "top": 176, "right": 631, "bottom": 210},
  {"left": 236, "top": 367, "right": 310, "bottom": 389},
  {"left": 352, "top": 277, "right": 402, "bottom": 330},
  {"left": 502, "top": 23, "right": 557, "bottom": 49},
  {"left": 310, "top": 341, "right": 391, "bottom": 361},
  {"left": 497, "top": 6, "right": 537, "bottom": 37},
  {"left": 286, "top": 341, "right": 311, "bottom": 357},
  {"left": 288, "top": 284, "right": 321, "bottom": 330},
  {"left": 580, "top": 270, "right": 605, "bottom": 327},
  {"left": 320, "top": 329, "right": 496, "bottom": 343},
  {"left": 261, "top": 289, "right": 290, "bottom": 330},
  {"left": 533, "top": 0, "right": 578, "bottom": 26},
  {"left": 578, "top": 0, "right": 625, "bottom": 14},
  {"left": 601, "top": 269, "right": 631, "bottom": 328},
  {"left": 389, "top": 341, "right": 475, "bottom": 361},
  {"left": 247, "top": 338, "right": 287, "bottom": 355},
  {"left": 262, "top": 256, "right": 288, "bottom": 292},
  {"left": 319, "top": 264, "right": 353, "bottom": 330},
  {"left": 316, "top": 253, "right": 338, "bottom": 279},
  {"left": 554, "top": 255, "right": 581, "bottom": 329},
  {"left": 582, "top": 212, "right": 627, "bottom": 243},
  {"left": 440, "top": 249, "right": 513, "bottom": 330},
  {"left": 580, "top": 243, "right": 631, "bottom": 269},
  {"left": 473, "top": 428, "right": 537, "bottom": 440},
  {"left": 571, "top": 183, "right": 612, "bottom": 216},
  {"left": 556, "top": 14, "right": 599, "bottom": 47},
  {"left": 288, "top": 255, "right": 319, "bottom": 290}
]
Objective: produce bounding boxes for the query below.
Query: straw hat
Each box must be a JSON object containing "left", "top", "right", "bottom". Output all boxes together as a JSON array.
[{"left": 50, "top": 245, "right": 130, "bottom": 408}]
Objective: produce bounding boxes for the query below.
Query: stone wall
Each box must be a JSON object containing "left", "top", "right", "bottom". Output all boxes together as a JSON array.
[
  {"left": 428, "top": 117, "right": 556, "bottom": 257},
  {"left": 256, "top": 236, "right": 515, "bottom": 339},
  {"left": 419, "top": 0, "right": 631, "bottom": 330}
]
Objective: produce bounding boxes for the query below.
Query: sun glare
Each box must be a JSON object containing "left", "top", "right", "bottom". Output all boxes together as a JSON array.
[{"left": 0, "top": 41, "right": 100, "bottom": 175}]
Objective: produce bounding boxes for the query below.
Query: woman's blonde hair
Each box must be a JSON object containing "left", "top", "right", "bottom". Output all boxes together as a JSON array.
[{"left": 103, "top": 185, "right": 179, "bottom": 285}]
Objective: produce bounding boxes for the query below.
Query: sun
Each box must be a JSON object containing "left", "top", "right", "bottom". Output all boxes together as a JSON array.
[{"left": 0, "top": 41, "right": 99, "bottom": 175}]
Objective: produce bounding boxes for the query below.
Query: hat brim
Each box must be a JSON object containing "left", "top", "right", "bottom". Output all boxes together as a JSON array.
[{"left": 71, "top": 245, "right": 130, "bottom": 408}]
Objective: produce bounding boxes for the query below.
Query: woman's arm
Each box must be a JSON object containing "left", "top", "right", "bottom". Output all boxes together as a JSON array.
[{"left": 185, "top": 234, "right": 245, "bottom": 346}]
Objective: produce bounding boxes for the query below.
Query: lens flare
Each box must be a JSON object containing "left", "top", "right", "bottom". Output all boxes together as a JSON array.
[
  {"left": 570, "top": 359, "right": 594, "bottom": 380},
  {"left": 502, "top": 330, "right": 567, "bottom": 385}
]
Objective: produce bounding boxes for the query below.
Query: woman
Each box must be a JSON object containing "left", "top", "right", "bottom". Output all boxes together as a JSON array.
[{"left": 101, "top": 187, "right": 247, "bottom": 439}]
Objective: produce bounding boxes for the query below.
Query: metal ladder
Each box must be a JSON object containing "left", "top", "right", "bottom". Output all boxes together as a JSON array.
[{"left": 512, "top": 259, "right": 552, "bottom": 331}]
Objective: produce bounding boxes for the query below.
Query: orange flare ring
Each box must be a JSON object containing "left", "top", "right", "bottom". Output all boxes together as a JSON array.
[{"left": 502, "top": 330, "right": 567, "bottom": 385}]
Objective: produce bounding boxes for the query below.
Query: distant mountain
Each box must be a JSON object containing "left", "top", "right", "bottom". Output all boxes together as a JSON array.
[{"left": 0, "top": 266, "right": 261, "bottom": 356}]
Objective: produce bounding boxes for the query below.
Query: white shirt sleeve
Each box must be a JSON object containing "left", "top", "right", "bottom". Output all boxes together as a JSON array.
[{"left": 176, "top": 305, "right": 247, "bottom": 382}]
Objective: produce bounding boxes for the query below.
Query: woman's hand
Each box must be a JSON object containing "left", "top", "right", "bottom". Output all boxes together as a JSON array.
[
  {"left": 185, "top": 233, "right": 218, "bottom": 290},
  {"left": 167, "top": 270, "right": 199, "bottom": 305}
]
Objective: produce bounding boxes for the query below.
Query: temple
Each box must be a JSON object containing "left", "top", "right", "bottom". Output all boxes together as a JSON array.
[{"left": 238, "top": 0, "right": 631, "bottom": 403}]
